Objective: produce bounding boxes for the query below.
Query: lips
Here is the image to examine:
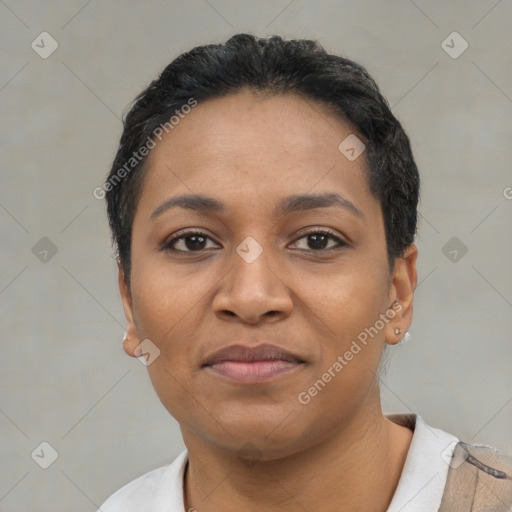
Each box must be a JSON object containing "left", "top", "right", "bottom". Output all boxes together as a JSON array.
[
  {"left": 203, "top": 344, "right": 304, "bottom": 366},
  {"left": 202, "top": 343, "right": 305, "bottom": 383}
]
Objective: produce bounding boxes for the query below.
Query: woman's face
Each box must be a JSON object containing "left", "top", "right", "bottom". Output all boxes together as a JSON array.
[{"left": 120, "top": 90, "right": 417, "bottom": 459}]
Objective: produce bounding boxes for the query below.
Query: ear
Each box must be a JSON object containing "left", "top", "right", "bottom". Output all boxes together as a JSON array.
[
  {"left": 385, "top": 244, "right": 418, "bottom": 346},
  {"left": 118, "top": 265, "right": 142, "bottom": 358}
]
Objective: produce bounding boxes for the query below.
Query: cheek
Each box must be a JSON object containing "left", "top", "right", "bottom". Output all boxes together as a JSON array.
[
  {"left": 303, "top": 267, "right": 390, "bottom": 404},
  {"left": 314, "top": 264, "right": 389, "bottom": 340},
  {"left": 130, "top": 252, "right": 197, "bottom": 339},
  {"left": 130, "top": 273, "right": 199, "bottom": 402},
  {"left": 130, "top": 257, "right": 212, "bottom": 387},
  {"left": 295, "top": 278, "right": 388, "bottom": 419}
]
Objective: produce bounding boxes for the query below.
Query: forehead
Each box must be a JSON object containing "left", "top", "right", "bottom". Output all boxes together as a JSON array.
[
  {"left": 137, "top": 90, "right": 379, "bottom": 221},
  {"left": 147, "top": 90, "right": 356, "bottom": 168}
]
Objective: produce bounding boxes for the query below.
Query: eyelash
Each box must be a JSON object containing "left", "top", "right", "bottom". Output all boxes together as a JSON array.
[{"left": 162, "top": 228, "right": 347, "bottom": 254}]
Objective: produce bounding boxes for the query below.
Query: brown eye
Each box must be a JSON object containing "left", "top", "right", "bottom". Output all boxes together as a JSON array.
[
  {"left": 307, "top": 233, "right": 330, "bottom": 250},
  {"left": 290, "top": 229, "right": 347, "bottom": 252},
  {"left": 164, "top": 231, "right": 219, "bottom": 253}
]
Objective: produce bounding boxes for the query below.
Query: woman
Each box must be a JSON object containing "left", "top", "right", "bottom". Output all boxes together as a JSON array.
[{"left": 98, "top": 34, "right": 512, "bottom": 511}]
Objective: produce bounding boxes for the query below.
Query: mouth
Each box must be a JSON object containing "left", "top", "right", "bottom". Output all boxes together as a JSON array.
[{"left": 202, "top": 344, "right": 305, "bottom": 384}]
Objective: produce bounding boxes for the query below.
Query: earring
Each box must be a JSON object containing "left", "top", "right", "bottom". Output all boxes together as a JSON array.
[
  {"left": 122, "top": 330, "right": 128, "bottom": 342},
  {"left": 394, "top": 328, "right": 401, "bottom": 336}
]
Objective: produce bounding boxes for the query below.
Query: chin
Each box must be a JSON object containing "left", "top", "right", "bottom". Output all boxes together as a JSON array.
[{"left": 194, "top": 410, "right": 317, "bottom": 459}]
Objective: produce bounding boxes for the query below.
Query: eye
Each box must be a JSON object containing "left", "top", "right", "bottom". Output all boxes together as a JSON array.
[
  {"left": 290, "top": 228, "right": 347, "bottom": 252},
  {"left": 162, "top": 228, "right": 347, "bottom": 254},
  {"left": 162, "top": 230, "right": 220, "bottom": 253}
]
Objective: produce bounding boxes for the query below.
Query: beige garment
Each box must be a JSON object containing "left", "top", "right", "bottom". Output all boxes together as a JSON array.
[{"left": 439, "top": 441, "right": 512, "bottom": 511}]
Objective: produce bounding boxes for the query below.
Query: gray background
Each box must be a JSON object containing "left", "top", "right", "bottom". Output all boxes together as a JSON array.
[{"left": 1, "top": 1, "right": 511, "bottom": 510}]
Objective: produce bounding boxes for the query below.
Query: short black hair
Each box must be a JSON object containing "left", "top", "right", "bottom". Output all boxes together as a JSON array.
[{"left": 104, "top": 33, "right": 420, "bottom": 285}]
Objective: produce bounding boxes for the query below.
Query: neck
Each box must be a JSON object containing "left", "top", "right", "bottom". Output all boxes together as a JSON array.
[{"left": 182, "top": 403, "right": 413, "bottom": 512}]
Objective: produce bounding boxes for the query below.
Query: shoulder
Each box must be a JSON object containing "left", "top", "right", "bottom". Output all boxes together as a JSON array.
[
  {"left": 449, "top": 440, "right": 512, "bottom": 480},
  {"left": 97, "top": 450, "right": 188, "bottom": 512},
  {"left": 439, "top": 441, "right": 512, "bottom": 511}
]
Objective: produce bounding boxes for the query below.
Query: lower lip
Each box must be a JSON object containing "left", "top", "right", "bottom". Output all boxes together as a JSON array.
[{"left": 204, "top": 360, "right": 303, "bottom": 383}]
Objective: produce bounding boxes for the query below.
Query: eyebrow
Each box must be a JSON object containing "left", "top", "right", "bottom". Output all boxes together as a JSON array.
[{"left": 150, "top": 192, "right": 364, "bottom": 219}]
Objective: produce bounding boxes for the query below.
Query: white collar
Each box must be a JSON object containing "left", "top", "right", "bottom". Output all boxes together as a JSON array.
[
  {"left": 99, "top": 413, "right": 459, "bottom": 511},
  {"left": 385, "top": 413, "right": 459, "bottom": 512}
]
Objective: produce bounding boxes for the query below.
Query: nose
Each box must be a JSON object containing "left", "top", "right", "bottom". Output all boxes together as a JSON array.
[{"left": 212, "top": 243, "right": 293, "bottom": 325}]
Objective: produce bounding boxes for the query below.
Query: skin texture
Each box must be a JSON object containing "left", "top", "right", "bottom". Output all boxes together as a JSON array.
[{"left": 119, "top": 89, "right": 418, "bottom": 511}]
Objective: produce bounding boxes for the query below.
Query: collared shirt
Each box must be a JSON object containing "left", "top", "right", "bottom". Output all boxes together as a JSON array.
[{"left": 98, "top": 413, "right": 459, "bottom": 512}]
